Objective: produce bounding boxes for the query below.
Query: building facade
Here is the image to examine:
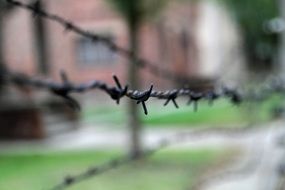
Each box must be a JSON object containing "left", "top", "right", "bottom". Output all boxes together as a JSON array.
[
  {"left": 3, "top": 0, "right": 196, "bottom": 88},
  {"left": 3, "top": 0, "right": 243, "bottom": 88}
]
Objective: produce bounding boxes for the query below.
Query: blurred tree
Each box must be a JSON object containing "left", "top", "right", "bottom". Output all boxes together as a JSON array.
[
  {"left": 219, "top": 0, "right": 279, "bottom": 73},
  {"left": 106, "top": 0, "right": 167, "bottom": 157}
]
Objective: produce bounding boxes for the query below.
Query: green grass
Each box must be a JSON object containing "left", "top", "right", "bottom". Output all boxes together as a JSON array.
[
  {"left": 143, "top": 100, "right": 242, "bottom": 126},
  {"left": 81, "top": 96, "right": 283, "bottom": 127},
  {"left": 0, "top": 149, "right": 227, "bottom": 190}
]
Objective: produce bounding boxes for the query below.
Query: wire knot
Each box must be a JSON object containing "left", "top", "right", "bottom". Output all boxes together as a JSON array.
[
  {"left": 163, "top": 90, "right": 179, "bottom": 108},
  {"left": 64, "top": 176, "right": 75, "bottom": 185},
  {"left": 107, "top": 75, "right": 128, "bottom": 104},
  {"left": 130, "top": 85, "right": 153, "bottom": 115},
  {"left": 207, "top": 91, "right": 219, "bottom": 106},
  {"left": 223, "top": 87, "right": 242, "bottom": 105},
  {"left": 188, "top": 92, "right": 203, "bottom": 112},
  {"left": 64, "top": 22, "right": 74, "bottom": 32},
  {"left": 30, "top": 0, "right": 45, "bottom": 18},
  {"left": 51, "top": 71, "right": 80, "bottom": 110}
]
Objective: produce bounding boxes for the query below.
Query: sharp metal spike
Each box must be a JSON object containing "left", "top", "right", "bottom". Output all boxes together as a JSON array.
[
  {"left": 172, "top": 99, "right": 179, "bottom": 108},
  {"left": 142, "top": 101, "right": 148, "bottom": 115}
]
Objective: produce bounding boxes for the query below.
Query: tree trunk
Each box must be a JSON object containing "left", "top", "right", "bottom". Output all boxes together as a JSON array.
[{"left": 128, "top": 22, "right": 142, "bottom": 158}]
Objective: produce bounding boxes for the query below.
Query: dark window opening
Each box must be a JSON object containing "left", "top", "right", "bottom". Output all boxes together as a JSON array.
[{"left": 76, "top": 36, "right": 116, "bottom": 66}]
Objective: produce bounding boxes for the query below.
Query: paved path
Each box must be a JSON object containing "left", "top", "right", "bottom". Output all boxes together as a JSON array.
[
  {"left": 0, "top": 123, "right": 262, "bottom": 153},
  {"left": 200, "top": 120, "right": 285, "bottom": 190},
  {"left": 1, "top": 120, "right": 285, "bottom": 190}
]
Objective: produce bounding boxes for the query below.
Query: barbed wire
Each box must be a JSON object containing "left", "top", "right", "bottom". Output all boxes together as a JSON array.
[
  {"left": 49, "top": 126, "right": 257, "bottom": 190},
  {"left": 3, "top": 1, "right": 285, "bottom": 190},
  {"left": 6, "top": 0, "right": 198, "bottom": 85},
  {"left": 3, "top": 68, "right": 285, "bottom": 115},
  {"left": 2, "top": 69, "right": 245, "bottom": 115},
  {"left": 5, "top": 0, "right": 285, "bottom": 115}
]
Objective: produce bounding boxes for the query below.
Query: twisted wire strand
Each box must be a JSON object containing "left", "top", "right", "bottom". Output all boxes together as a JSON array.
[
  {"left": 3, "top": 1, "right": 285, "bottom": 190},
  {"left": 50, "top": 126, "right": 256, "bottom": 190},
  {"left": 6, "top": 0, "right": 196, "bottom": 84},
  {"left": 3, "top": 69, "right": 246, "bottom": 115},
  {"left": 4, "top": 68, "right": 285, "bottom": 115},
  {"left": 5, "top": 0, "right": 284, "bottom": 115}
]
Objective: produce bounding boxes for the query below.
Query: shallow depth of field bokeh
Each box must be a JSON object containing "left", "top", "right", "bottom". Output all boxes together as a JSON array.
[{"left": 0, "top": 0, "right": 285, "bottom": 190}]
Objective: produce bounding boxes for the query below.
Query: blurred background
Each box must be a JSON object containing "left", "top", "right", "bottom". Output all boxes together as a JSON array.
[{"left": 0, "top": 0, "right": 285, "bottom": 190}]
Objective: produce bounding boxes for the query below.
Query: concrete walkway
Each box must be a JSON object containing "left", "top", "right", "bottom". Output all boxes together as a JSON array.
[
  {"left": 0, "top": 123, "right": 263, "bottom": 153},
  {"left": 1, "top": 120, "right": 285, "bottom": 190},
  {"left": 199, "top": 120, "right": 285, "bottom": 190}
]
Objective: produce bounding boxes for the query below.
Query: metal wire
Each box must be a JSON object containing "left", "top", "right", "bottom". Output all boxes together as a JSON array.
[
  {"left": 3, "top": 1, "right": 285, "bottom": 190},
  {"left": 6, "top": 0, "right": 196, "bottom": 85},
  {"left": 3, "top": 69, "right": 246, "bottom": 115},
  {"left": 4, "top": 67, "right": 285, "bottom": 115},
  {"left": 49, "top": 126, "right": 256, "bottom": 190},
  {"left": 5, "top": 0, "right": 285, "bottom": 115}
]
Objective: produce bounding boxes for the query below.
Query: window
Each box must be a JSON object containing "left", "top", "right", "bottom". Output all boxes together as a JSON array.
[{"left": 76, "top": 36, "right": 116, "bottom": 66}]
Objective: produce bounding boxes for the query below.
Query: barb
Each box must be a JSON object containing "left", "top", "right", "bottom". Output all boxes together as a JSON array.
[
  {"left": 6, "top": 0, "right": 196, "bottom": 85},
  {"left": 6, "top": 0, "right": 284, "bottom": 114},
  {"left": 4, "top": 2, "right": 285, "bottom": 190},
  {"left": 130, "top": 85, "right": 153, "bottom": 115},
  {"left": 2, "top": 69, "right": 248, "bottom": 115},
  {"left": 50, "top": 141, "right": 166, "bottom": 190},
  {"left": 49, "top": 126, "right": 258, "bottom": 190},
  {"left": 4, "top": 68, "right": 285, "bottom": 114}
]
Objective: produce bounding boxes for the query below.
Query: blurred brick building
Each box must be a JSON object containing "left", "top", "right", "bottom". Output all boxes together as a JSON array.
[
  {"left": 3, "top": 0, "right": 210, "bottom": 89},
  {"left": 1, "top": 0, "right": 244, "bottom": 138}
]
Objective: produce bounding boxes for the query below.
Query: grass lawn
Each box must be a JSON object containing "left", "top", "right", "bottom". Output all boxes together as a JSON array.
[
  {"left": 81, "top": 95, "right": 283, "bottom": 127},
  {"left": 0, "top": 149, "right": 229, "bottom": 190}
]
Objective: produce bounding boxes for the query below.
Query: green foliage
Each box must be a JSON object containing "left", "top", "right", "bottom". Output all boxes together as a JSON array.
[{"left": 219, "top": 0, "right": 279, "bottom": 69}]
